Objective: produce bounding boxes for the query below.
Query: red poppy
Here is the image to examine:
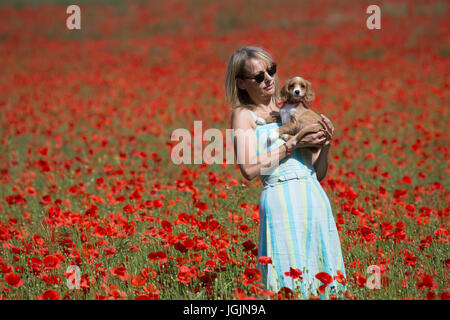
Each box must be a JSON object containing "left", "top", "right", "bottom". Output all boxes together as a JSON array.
[
  {"left": 416, "top": 273, "right": 438, "bottom": 291},
  {"left": 277, "top": 287, "right": 295, "bottom": 300},
  {"left": 148, "top": 251, "right": 167, "bottom": 263},
  {"left": 315, "top": 272, "right": 333, "bottom": 294},
  {"left": 5, "top": 273, "right": 24, "bottom": 287},
  {"left": 359, "top": 225, "right": 375, "bottom": 242},
  {"left": 174, "top": 241, "right": 188, "bottom": 253},
  {"left": 42, "top": 274, "right": 62, "bottom": 285},
  {"left": 353, "top": 272, "right": 367, "bottom": 288},
  {"left": 103, "top": 247, "right": 116, "bottom": 257},
  {"left": 43, "top": 255, "right": 60, "bottom": 270},
  {"left": 177, "top": 265, "right": 196, "bottom": 284},
  {"left": 32, "top": 234, "right": 45, "bottom": 246},
  {"left": 401, "top": 175, "right": 412, "bottom": 184},
  {"left": 134, "top": 293, "right": 159, "bottom": 300},
  {"left": 161, "top": 220, "right": 173, "bottom": 233},
  {"left": 441, "top": 292, "right": 450, "bottom": 300},
  {"left": 284, "top": 267, "right": 302, "bottom": 280},
  {"left": 334, "top": 270, "right": 346, "bottom": 285},
  {"left": 38, "top": 289, "right": 61, "bottom": 300},
  {"left": 426, "top": 291, "right": 436, "bottom": 300},
  {"left": 153, "top": 199, "right": 164, "bottom": 209},
  {"left": 111, "top": 266, "right": 128, "bottom": 281},
  {"left": 243, "top": 267, "right": 261, "bottom": 285},
  {"left": 25, "top": 187, "right": 36, "bottom": 195},
  {"left": 258, "top": 256, "right": 272, "bottom": 265},
  {"left": 40, "top": 195, "right": 51, "bottom": 206},
  {"left": 195, "top": 201, "right": 208, "bottom": 212},
  {"left": 242, "top": 239, "right": 256, "bottom": 251},
  {"left": 130, "top": 274, "right": 147, "bottom": 287}
]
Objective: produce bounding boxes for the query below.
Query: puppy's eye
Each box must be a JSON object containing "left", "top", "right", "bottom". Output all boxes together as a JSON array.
[
  {"left": 288, "top": 84, "right": 294, "bottom": 89},
  {"left": 301, "top": 84, "right": 305, "bottom": 88}
]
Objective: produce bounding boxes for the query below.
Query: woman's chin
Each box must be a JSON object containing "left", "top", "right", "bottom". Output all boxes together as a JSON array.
[{"left": 263, "top": 87, "right": 275, "bottom": 96}]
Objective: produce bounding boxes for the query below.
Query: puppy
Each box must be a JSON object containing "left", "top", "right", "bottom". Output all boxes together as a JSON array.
[{"left": 267, "top": 76, "right": 324, "bottom": 148}]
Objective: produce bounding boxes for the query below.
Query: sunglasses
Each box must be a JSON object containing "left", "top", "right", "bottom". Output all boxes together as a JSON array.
[{"left": 238, "top": 63, "right": 277, "bottom": 84}]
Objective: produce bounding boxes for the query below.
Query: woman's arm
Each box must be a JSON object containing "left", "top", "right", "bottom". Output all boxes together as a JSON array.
[
  {"left": 231, "top": 108, "right": 293, "bottom": 181},
  {"left": 313, "top": 144, "right": 331, "bottom": 181},
  {"left": 312, "top": 114, "right": 335, "bottom": 182}
]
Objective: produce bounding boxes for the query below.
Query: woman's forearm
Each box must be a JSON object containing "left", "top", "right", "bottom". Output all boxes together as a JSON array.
[
  {"left": 313, "top": 144, "right": 331, "bottom": 182},
  {"left": 239, "top": 143, "right": 290, "bottom": 180}
]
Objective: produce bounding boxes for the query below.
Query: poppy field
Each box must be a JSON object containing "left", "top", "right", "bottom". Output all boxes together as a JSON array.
[{"left": 0, "top": 0, "right": 448, "bottom": 300}]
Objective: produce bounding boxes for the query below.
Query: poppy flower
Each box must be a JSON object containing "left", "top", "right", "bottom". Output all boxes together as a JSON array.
[
  {"left": 161, "top": 220, "right": 172, "bottom": 233},
  {"left": 243, "top": 268, "right": 261, "bottom": 285},
  {"left": 242, "top": 239, "right": 256, "bottom": 251},
  {"left": 43, "top": 255, "right": 60, "bottom": 270},
  {"left": 353, "top": 272, "right": 367, "bottom": 288},
  {"left": 103, "top": 247, "right": 116, "bottom": 257},
  {"left": 277, "top": 287, "right": 295, "bottom": 300},
  {"left": 38, "top": 289, "right": 61, "bottom": 300},
  {"left": 130, "top": 274, "right": 147, "bottom": 287},
  {"left": 148, "top": 251, "right": 167, "bottom": 263},
  {"left": 177, "top": 265, "right": 196, "bottom": 284},
  {"left": 284, "top": 267, "right": 302, "bottom": 280},
  {"left": 153, "top": 199, "right": 164, "bottom": 209},
  {"left": 5, "top": 273, "right": 24, "bottom": 287},
  {"left": 32, "top": 234, "right": 45, "bottom": 246},
  {"left": 195, "top": 201, "right": 208, "bottom": 211},
  {"left": 416, "top": 273, "right": 438, "bottom": 291},
  {"left": 333, "top": 270, "right": 346, "bottom": 285},
  {"left": 258, "top": 256, "right": 272, "bottom": 265},
  {"left": 111, "top": 266, "right": 128, "bottom": 281},
  {"left": 315, "top": 272, "right": 333, "bottom": 294},
  {"left": 42, "top": 274, "right": 62, "bottom": 285},
  {"left": 239, "top": 224, "right": 250, "bottom": 234}
]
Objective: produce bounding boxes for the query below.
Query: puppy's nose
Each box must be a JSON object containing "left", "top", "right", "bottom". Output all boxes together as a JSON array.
[{"left": 294, "top": 89, "right": 300, "bottom": 95}]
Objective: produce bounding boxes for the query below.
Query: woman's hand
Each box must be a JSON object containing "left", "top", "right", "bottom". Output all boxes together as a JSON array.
[
  {"left": 319, "top": 114, "right": 335, "bottom": 146},
  {"left": 286, "top": 123, "right": 327, "bottom": 149},
  {"left": 262, "top": 110, "right": 281, "bottom": 124},
  {"left": 287, "top": 114, "right": 335, "bottom": 149}
]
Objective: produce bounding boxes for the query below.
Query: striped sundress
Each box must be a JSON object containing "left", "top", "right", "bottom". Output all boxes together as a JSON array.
[{"left": 249, "top": 110, "right": 346, "bottom": 299}]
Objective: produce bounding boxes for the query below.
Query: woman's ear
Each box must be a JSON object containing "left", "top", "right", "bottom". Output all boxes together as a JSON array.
[
  {"left": 236, "top": 78, "right": 246, "bottom": 90},
  {"left": 304, "top": 80, "right": 315, "bottom": 103}
]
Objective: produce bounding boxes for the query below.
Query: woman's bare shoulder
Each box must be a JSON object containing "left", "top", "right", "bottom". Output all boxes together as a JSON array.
[
  {"left": 231, "top": 106, "right": 250, "bottom": 116},
  {"left": 231, "top": 106, "right": 250, "bottom": 122},
  {"left": 231, "top": 107, "right": 254, "bottom": 129}
]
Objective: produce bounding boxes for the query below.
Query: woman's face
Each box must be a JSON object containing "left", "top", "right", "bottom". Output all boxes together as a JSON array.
[{"left": 237, "top": 58, "right": 275, "bottom": 104}]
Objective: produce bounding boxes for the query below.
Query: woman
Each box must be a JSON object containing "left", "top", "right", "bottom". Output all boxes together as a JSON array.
[{"left": 226, "top": 46, "right": 346, "bottom": 299}]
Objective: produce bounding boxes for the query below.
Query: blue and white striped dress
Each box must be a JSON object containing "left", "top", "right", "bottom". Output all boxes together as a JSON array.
[{"left": 250, "top": 110, "right": 346, "bottom": 299}]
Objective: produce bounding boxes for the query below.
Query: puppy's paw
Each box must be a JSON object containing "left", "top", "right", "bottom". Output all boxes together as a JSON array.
[
  {"left": 268, "top": 131, "right": 279, "bottom": 143},
  {"left": 255, "top": 117, "right": 266, "bottom": 125}
]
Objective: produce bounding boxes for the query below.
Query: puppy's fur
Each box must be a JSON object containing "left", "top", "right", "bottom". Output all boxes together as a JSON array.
[{"left": 266, "top": 76, "right": 324, "bottom": 147}]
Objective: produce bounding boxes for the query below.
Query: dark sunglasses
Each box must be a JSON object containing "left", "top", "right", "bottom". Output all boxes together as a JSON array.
[{"left": 238, "top": 63, "right": 277, "bottom": 84}]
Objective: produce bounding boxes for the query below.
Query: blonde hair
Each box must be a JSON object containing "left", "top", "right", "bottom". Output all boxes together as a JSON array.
[{"left": 225, "top": 46, "right": 281, "bottom": 109}]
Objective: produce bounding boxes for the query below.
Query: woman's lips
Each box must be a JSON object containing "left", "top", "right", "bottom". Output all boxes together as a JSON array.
[{"left": 265, "top": 83, "right": 274, "bottom": 90}]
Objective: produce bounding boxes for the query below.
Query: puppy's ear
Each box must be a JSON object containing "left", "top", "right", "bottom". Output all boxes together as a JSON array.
[
  {"left": 304, "top": 80, "right": 315, "bottom": 103},
  {"left": 280, "top": 83, "right": 289, "bottom": 101}
]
